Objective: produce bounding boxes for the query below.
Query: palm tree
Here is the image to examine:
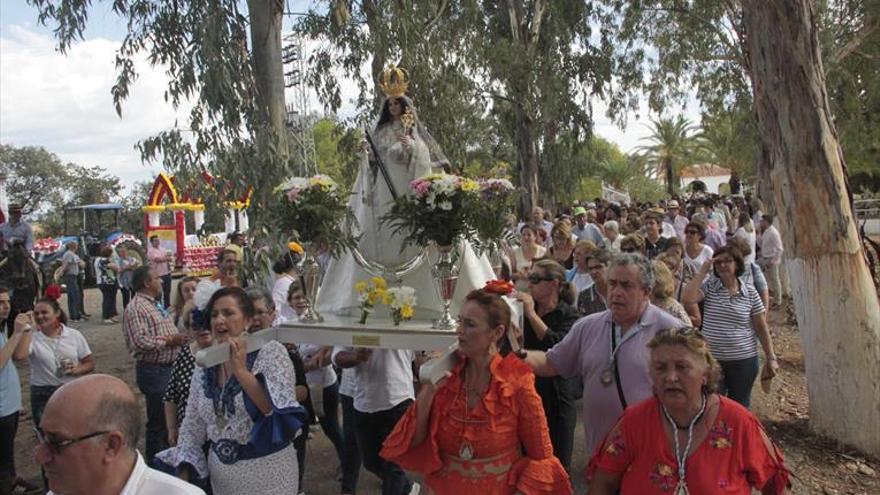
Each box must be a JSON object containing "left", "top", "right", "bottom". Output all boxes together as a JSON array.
[{"left": 636, "top": 116, "right": 701, "bottom": 195}]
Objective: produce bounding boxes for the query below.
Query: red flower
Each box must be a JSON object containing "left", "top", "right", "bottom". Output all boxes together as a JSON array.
[
  {"left": 44, "top": 284, "right": 62, "bottom": 301},
  {"left": 483, "top": 279, "right": 514, "bottom": 296}
]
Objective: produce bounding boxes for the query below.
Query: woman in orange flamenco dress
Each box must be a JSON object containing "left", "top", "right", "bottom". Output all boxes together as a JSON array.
[{"left": 380, "top": 282, "right": 572, "bottom": 495}]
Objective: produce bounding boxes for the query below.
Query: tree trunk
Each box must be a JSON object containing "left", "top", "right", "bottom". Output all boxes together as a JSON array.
[
  {"left": 515, "top": 106, "right": 540, "bottom": 215},
  {"left": 742, "top": 0, "right": 880, "bottom": 456},
  {"left": 248, "top": 0, "right": 288, "bottom": 160},
  {"left": 664, "top": 157, "right": 675, "bottom": 196}
]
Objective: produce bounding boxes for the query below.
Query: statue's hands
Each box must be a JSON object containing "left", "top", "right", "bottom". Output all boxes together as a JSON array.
[{"left": 398, "top": 135, "right": 413, "bottom": 149}]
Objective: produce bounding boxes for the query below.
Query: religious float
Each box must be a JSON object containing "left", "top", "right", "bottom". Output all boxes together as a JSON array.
[
  {"left": 143, "top": 172, "right": 251, "bottom": 277},
  {"left": 195, "top": 67, "right": 521, "bottom": 384}
]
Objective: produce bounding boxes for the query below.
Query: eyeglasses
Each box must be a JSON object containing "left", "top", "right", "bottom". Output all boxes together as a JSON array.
[
  {"left": 685, "top": 230, "right": 699, "bottom": 235},
  {"left": 34, "top": 427, "right": 110, "bottom": 455},
  {"left": 527, "top": 274, "right": 555, "bottom": 284},
  {"left": 713, "top": 258, "right": 734, "bottom": 266},
  {"left": 621, "top": 246, "right": 637, "bottom": 253}
]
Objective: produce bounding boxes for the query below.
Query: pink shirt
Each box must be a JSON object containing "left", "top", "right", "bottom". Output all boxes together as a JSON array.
[
  {"left": 147, "top": 246, "right": 171, "bottom": 277},
  {"left": 546, "top": 305, "right": 686, "bottom": 454}
]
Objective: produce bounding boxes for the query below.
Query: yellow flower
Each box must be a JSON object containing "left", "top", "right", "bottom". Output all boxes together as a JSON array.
[
  {"left": 381, "top": 291, "right": 393, "bottom": 306},
  {"left": 400, "top": 304, "right": 414, "bottom": 319},
  {"left": 354, "top": 281, "right": 368, "bottom": 293},
  {"left": 460, "top": 179, "right": 479, "bottom": 192},
  {"left": 371, "top": 277, "right": 387, "bottom": 290}
]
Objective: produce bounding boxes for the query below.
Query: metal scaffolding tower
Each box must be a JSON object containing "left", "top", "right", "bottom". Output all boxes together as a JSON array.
[{"left": 283, "top": 33, "right": 317, "bottom": 176}]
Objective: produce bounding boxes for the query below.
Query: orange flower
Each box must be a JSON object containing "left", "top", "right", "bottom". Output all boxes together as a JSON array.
[{"left": 288, "top": 241, "right": 304, "bottom": 254}]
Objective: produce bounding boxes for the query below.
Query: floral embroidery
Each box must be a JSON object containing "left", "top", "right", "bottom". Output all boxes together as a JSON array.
[
  {"left": 604, "top": 431, "right": 626, "bottom": 456},
  {"left": 710, "top": 421, "right": 733, "bottom": 449},
  {"left": 213, "top": 439, "right": 240, "bottom": 464},
  {"left": 649, "top": 463, "right": 677, "bottom": 491}
]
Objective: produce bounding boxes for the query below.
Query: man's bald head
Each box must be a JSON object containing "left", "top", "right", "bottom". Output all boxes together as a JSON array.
[{"left": 47, "top": 374, "right": 141, "bottom": 453}]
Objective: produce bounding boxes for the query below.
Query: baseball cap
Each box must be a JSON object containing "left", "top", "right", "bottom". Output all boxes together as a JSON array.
[
  {"left": 666, "top": 200, "right": 680, "bottom": 208},
  {"left": 573, "top": 206, "right": 587, "bottom": 216}
]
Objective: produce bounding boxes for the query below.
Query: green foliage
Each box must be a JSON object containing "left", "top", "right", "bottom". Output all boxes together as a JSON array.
[
  {"left": 0, "top": 144, "right": 70, "bottom": 214},
  {"left": 313, "top": 118, "right": 361, "bottom": 193},
  {"left": 697, "top": 107, "right": 758, "bottom": 180}
]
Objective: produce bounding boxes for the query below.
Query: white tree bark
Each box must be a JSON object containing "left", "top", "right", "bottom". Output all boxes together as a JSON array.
[{"left": 742, "top": 0, "right": 880, "bottom": 456}]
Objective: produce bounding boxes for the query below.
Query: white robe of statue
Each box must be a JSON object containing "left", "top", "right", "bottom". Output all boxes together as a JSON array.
[{"left": 316, "top": 97, "right": 494, "bottom": 319}]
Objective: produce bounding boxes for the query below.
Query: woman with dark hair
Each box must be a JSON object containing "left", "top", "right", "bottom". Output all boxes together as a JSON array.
[
  {"left": 156, "top": 287, "right": 308, "bottom": 495},
  {"left": 682, "top": 220, "right": 714, "bottom": 275},
  {"left": 682, "top": 246, "right": 779, "bottom": 408},
  {"left": 576, "top": 249, "right": 611, "bottom": 317},
  {"left": 381, "top": 283, "right": 572, "bottom": 494},
  {"left": 271, "top": 244, "right": 302, "bottom": 322},
  {"left": 514, "top": 258, "right": 581, "bottom": 471},
  {"left": 13, "top": 297, "right": 94, "bottom": 428},
  {"left": 588, "top": 328, "right": 790, "bottom": 494}
]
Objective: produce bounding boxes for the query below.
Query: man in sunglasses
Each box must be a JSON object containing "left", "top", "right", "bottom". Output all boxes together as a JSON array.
[{"left": 35, "top": 374, "right": 204, "bottom": 495}]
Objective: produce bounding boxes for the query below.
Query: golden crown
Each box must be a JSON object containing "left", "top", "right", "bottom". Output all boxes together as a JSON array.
[{"left": 378, "top": 66, "right": 410, "bottom": 99}]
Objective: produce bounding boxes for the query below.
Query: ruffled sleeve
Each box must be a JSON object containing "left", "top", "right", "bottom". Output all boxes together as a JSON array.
[
  {"left": 379, "top": 399, "right": 444, "bottom": 475},
  {"left": 504, "top": 356, "right": 573, "bottom": 495},
  {"left": 154, "top": 368, "right": 210, "bottom": 479},
  {"left": 243, "top": 342, "right": 308, "bottom": 454},
  {"left": 381, "top": 360, "right": 467, "bottom": 475}
]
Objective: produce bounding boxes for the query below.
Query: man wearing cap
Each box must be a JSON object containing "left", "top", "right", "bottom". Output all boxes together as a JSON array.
[
  {"left": 665, "top": 200, "right": 689, "bottom": 241},
  {"left": 0, "top": 204, "right": 34, "bottom": 253},
  {"left": 572, "top": 206, "right": 605, "bottom": 247}
]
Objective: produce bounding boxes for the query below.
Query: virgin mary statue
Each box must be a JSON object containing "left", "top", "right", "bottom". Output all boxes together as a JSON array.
[{"left": 317, "top": 67, "right": 494, "bottom": 319}]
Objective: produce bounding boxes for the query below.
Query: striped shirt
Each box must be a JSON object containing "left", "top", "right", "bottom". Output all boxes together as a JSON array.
[
  {"left": 123, "top": 293, "right": 180, "bottom": 364},
  {"left": 700, "top": 277, "right": 765, "bottom": 361}
]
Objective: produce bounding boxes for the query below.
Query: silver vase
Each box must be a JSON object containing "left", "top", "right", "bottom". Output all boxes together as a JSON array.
[
  {"left": 431, "top": 243, "right": 459, "bottom": 330},
  {"left": 298, "top": 243, "right": 324, "bottom": 323}
]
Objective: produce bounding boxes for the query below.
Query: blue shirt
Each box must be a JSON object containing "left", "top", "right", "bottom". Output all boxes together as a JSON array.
[{"left": 0, "top": 331, "right": 23, "bottom": 417}]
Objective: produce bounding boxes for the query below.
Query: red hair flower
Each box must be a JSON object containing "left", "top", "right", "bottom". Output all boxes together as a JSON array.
[
  {"left": 483, "top": 279, "right": 514, "bottom": 296},
  {"left": 44, "top": 284, "right": 62, "bottom": 301}
]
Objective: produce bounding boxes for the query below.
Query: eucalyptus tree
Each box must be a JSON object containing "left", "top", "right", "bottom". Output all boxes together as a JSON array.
[
  {"left": 740, "top": 0, "right": 880, "bottom": 456},
  {"left": 26, "top": 0, "right": 293, "bottom": 228}
]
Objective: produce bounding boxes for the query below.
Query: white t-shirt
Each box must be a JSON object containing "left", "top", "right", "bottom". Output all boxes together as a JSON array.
[
  {"left": 338, "top": 368, "right": 357, "bottom": 398},
  {"left": 298, "top": 343, "right": 337, "bottom": 387},
  {"left": 683, "top": 244, "right": 715, "bottom": 275},
  {"left": 570, "top": 272, "right": 593, "bottom": 294},
  {"left": 28, "top": 325, "right": 92, "bottom": 387},
  {"left": 333, "top": 347, "right": 414, "bottom": 413},
  {"left": 272, "top": 274, "right": 297, "bottom": 323}
]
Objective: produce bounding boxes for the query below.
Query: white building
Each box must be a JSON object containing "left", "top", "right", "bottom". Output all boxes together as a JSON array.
[{"left": 679, "top": 164, "right": 732, "bottom": 194}]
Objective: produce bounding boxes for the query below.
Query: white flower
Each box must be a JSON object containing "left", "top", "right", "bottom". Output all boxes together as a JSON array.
[
  {"left": 438, "top": 200, "right": 453, "bottom": 211},
  {"left": 386, "top": 286, "right": 417, "bottom": 309},
  {"left": 276, "top": 177, "right": 310, "bottom": 193}
]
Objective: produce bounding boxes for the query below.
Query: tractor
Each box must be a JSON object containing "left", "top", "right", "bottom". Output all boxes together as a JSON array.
[{"left": 35, "top": 204, "right": 145, "bottom": 287}]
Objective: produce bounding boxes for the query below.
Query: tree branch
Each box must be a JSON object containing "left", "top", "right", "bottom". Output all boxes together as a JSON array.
[{"left": 833, "top": 19, "right": 879, "bottom": 64}]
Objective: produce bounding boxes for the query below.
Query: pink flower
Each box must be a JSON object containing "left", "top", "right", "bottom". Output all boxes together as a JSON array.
[{"left": 286, "top": 188, "right": 301, "bottom": 202}]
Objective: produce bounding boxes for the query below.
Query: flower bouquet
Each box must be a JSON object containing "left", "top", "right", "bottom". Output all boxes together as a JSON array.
[
  {"left": 471, "top": 178, "right": 518, "bottom": 256},
  {"left": 354, "top": 277, "right": 388, "bottom": 324},
  {"left": 386, "top": 286, "right": 417, "bottom": 326},
  {"left": 273, "top": 175, "right": 358, "bottom": 257},
  {"left": 381, "top": 173, "right": 480, "bottom": 248}
]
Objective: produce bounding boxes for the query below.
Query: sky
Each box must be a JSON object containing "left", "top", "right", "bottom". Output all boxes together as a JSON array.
[{"left": 0, "top": 1, "right": 700, "bottom": 194}]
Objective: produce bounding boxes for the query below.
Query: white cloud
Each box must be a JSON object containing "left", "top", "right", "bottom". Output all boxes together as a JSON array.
[{"left": 0, "top": 25, "right": 184, "bottom": 192}]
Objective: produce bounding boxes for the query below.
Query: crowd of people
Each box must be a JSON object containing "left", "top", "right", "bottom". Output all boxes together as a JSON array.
[{"left": 0, "top": 190, "right": 796, "bottom": 495}]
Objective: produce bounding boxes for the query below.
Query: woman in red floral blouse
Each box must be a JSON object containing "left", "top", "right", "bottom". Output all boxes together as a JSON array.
[{"left": 588, "top": 328, "right": 790, "bottom": 494}]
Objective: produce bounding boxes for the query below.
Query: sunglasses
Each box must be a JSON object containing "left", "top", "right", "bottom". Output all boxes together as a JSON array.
[
  {"left": 713, "top": 258, "right": 734, "bottom": 266},
  {"left": 621, "top": 246, "right": 637, "bottom": 253},
  {"left": 527, "top": 274, "right": 555, "bottom": 284},
  {"left": 685, "top": 230, "right": 699, "bottom": 235},
  {"left": 34, "top": 427, "right": 110, "bottom": 455}
]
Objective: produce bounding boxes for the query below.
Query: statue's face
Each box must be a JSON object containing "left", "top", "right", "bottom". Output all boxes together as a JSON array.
[{"left": 387, "top": 98, "right": 403, "bottom": 118}]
